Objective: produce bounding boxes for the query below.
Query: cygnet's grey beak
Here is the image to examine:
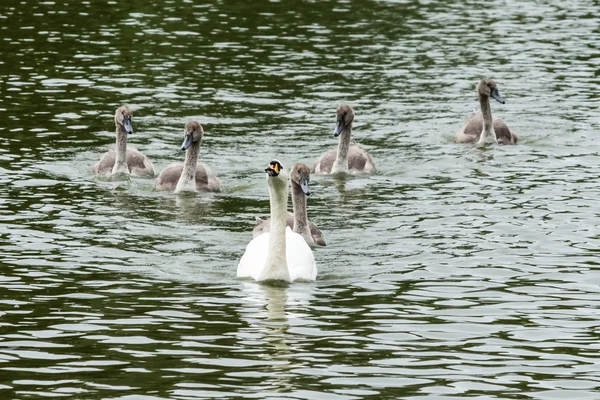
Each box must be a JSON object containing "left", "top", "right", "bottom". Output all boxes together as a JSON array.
[
  {"left": 333, "top": 117, "right": 345, "bottom": 137},
  {"left": 181, "top": 132, "right": 193, "bottom": 150},
  {"left": 123, "top": 117, "right": 133, "bottom": 134},
  {"left": 490, "top": 88, "right": 505, "bottom": 104},
  {"left": 299, "top": 176, "right": 310, "bottom": 196}
]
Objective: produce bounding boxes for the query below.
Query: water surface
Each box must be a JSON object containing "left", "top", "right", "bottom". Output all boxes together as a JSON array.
[{"left": 1, "top": 0, "right": 600, "bottom": 398}]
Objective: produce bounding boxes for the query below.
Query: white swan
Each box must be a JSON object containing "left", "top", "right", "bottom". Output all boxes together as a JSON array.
[
  {"left": 456, "top": 78, "right": 518, "bottom": 145},
  {"left": 237, "top": 160, "right": 317, "bottom": 283},
  {"left": 154, "top": 121, "right": 221, "bottom": 193},
  {"left": 92, "top": 105, "right": 156, "bottom": 176},
  {"left": 253, "top": 162, "right": 326, "bottom": 246},
  {"left": 314, "top": 104, "right": 376, "bottom": 175}
]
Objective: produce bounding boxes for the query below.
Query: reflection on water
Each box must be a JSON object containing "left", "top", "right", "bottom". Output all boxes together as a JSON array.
[
  {"left": 1, "top": 0, "right": 600, "bottom": 398},
  {"left": 238, "top": 283, "right": 297, "bottom": 393}
]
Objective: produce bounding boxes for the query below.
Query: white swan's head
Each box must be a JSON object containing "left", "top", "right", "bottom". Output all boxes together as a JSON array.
[
  {"left": 333, "top": 104, "right": 355, "bottom": 137},
  {"left": 477, "top": 79, "right": 505, "bottom": 104},
  {"left": 265, "top": 160, "right": 288, "bottom": 188},
  {"left": 115, "top": 105, "right": 133, "bottom": 134},
  {"left": 290, "top": 162, "right": 311, "bottom": 196},
  {"left": 181, "top": 120, "right": 204, "bottom": 150}
]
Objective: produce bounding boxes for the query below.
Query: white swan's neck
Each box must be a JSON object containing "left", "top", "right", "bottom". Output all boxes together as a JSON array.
[
  {"left": 112, "top": 125, "right": 129, "bottom": 174},
  {"left": 175, "top": 140, "right": 200, "bottom": 193},
  {"left": 259, "top": 176, "right": 291, "bottom": 282},
  {"left": 291, "top": 182, "right": 312, "bottom": 245},
  {"left": 477, "top": 94, "right": 497, "bottom": 145},
  {"left": 332, "top": 125, "right": 352, "bottom": 174}
]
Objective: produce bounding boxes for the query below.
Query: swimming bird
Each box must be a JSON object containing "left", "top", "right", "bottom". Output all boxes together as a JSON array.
[
  {"left": 92, "top": 106, "right": 156, "bottom": 176},
  {"left": 237, "top": 160, "right": 317, "bottom": 282},
  {"left": 314, "top": 104, "right": 376, "bottom": 175},
  {"left": 456, "top": 79, "right": 518, "bottom": 145},
  {"left": 154, "top": 121, "right": 221, "bottom": 193},
  {"left": 253, "top": 162, "right": 326, "bottom": 246}
]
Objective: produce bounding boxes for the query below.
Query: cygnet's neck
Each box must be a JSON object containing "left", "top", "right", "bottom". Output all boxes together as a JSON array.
[
  {"left": 477, "top": 93, "right": 497, "bottom": 145},
  {"left": 291, "top": 181, "right": 313, "bottom": 245},
  {"left": 175, "top": 140, "right": 200, "bottom": 193},
  {"left": 332, "top": 124, "right": 352, "bottom": 174},
  {"left": 259, "top": 176, "right": 291, "bottom": 282},
  {"left": 112, "top": 124, "right": 129, "bottom": 174}
]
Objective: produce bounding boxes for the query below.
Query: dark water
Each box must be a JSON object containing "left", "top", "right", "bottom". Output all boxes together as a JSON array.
[{"left": 1, "top": 0, "right": 600, "bottom": 398}]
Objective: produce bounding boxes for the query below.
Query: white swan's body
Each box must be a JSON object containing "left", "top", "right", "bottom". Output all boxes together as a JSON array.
[
  {"left": 238, "top": 226, "right": 317, "bottom": 282},
  {"left": 92, "top": 106, "right": 156, "bottom": 177},
  {"left": 237, "top": 161, "right": 317, "bottom": 283},
  {"left": 252, "top": 163, "right": 326, "bottom": 246}
]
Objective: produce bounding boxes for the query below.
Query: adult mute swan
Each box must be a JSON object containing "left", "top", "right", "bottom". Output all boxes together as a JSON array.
[
  {"left": 154, "top": 121, "right": 221, "bottom": 193},
  {"left": 92, "top": 106, "right": 156, "bottom": 176},
  {"left": 253, "top": 162, "right": 326, "bottom": 246},
  {"left": 237, "top": 160, "right": 317, "bottom": 283},
  {"left": 314, "top": 104, "right": 376, "bottom": 175},
  {"left": 456, "top": 79, "right": 518, "bottom": 145}
]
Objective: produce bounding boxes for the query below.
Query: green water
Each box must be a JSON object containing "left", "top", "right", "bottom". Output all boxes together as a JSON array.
[{"left": 1, "top": 0, "right": 599, "bottom": 398}]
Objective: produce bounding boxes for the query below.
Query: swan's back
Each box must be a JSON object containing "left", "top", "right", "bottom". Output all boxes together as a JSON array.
[
  {"left": 461, "top": 113, "right": 484, "bottom": 140},
  {"left": 314, "top": 145, "right": 376, "bottom": 174},
  {"left": 127, "top": 148, "right": 155, "bottom": 176},
  {"left": 457, "top": 113, "right": 517, "bottom": 144},
  {"left": 92, "top": 148, "right": 155, "bottom": 176},
  {"left": 348, "top": 145, "right": 376, "bottom": 172},
  {"left": 493, "top": 119, "right": 517, "bottom": 144},
  {"left": 154, "top": 163, "right": 183, "bottom": 191},
  {"left": 286, "top": 228, "right": 317, "bottom": 281},
  {"left": 237, "top": 227, "right": 317, "bottom": 282},
  {"left": 92, "top": 151, "right": 117, "bottom": 175},
  {"left": 252, "top": 214, "right": 294, "bottom": 238},
  {"left": 253, "top": 214, "right": 326, "bottom": 246},
  {"left": 237, "top": 231, "right": 270, "bottom": 281},
  {"left": 155, "top": 162, "right": 221, "bottom": 192}
]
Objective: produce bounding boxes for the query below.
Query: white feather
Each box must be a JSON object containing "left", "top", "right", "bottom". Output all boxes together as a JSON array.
[
  {"left": 237, "top": 163, "right": 317, "bottom": 283},
  {"left": 237, "top": 227, "right": 317, "bottom": 282}
]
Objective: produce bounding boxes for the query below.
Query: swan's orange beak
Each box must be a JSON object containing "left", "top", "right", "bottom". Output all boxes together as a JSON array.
[{"left": 265, "top": 160, "right": 281, "bottom": 177}]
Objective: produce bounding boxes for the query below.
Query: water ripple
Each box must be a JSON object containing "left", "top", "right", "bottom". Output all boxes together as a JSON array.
[{"left": 0, "top": 0, "right": 599, "bottom": 398}]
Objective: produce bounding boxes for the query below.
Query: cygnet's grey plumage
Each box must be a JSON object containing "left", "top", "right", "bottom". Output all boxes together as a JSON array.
[
  {"left": 456, "top": 79, "right": 518, "bottom": 145},
  {"left": 253, "top": 163, "right": 326, "bottom": 246},
  {"left": 92, "top": 106, "right": 156, "bottom": 176},
  {"left": 314, "top": 104, "right": 376, "bottom": 175},
  {"left": 154, "top": 121, "right": 221, "bottom": 193}
]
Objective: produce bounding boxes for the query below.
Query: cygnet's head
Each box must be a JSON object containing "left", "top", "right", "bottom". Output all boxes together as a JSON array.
[
  {"left": 115, "top": 106, "right": 133, "bottom": 134},
  {"left": 265, "top": 159, "right": 288, "bottom": 187},
  {"left": 333, "top": 104, "right": 355, "bottom": 137},
  {"left": 290, "top": 162, "right": 311, "bottom": 196},
  {"left": 181, "top": 121, "right": 204, "bottom": 151},
  {"left": 477, "top": 79, "right": 505, "bottom": 104}
]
